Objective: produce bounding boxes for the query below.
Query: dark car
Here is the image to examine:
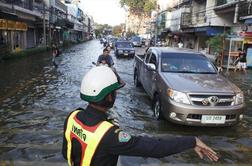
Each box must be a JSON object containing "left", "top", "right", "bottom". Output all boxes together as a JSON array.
[
  {"left": 114, "top": 41, "right": 135, "bottom": 58},
  {"left": 131, "top": 36, "right": 142, "bottom": 47}
]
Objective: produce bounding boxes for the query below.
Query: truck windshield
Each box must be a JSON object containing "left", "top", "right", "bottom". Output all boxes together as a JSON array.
[
  {"left": 116, "top": 42, "right": 133, "bottom": 48},
  {"left": 161, "top": 53, "right": 217, "bottom": 74}
]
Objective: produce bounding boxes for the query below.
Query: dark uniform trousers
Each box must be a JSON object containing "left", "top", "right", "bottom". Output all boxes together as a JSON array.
[{"left": 62, "top": 106, "right": 196, "bottom": 166}]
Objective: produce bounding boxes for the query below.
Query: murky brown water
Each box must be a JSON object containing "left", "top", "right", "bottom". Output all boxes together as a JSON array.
[{"left": 0, "top": 40, "right": 252, "bottom": 165}]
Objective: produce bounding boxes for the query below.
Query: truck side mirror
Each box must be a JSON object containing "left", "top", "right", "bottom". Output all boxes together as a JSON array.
[{"left": 147, "top": 63, "right": 156, "bottom": 71}]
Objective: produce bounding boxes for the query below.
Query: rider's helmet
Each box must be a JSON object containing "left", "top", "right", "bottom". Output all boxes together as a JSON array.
[{"left": 80, "top": 66, "right": 125, "bottom": 108}]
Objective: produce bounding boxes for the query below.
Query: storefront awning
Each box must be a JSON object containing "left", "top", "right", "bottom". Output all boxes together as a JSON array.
[
  {"left": 194, "top": 26, "right": 225, "bottom": 36},
  {"left": 240, "top": 32, "right": 252, "bottom": 38},
  {"left": 206, "top": 27, "right": 224, "bottom": 36}
]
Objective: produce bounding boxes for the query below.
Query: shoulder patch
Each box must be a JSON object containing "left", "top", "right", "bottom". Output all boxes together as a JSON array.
[{"left": 118, "top": 131, "right": 131, "bottom": 143}]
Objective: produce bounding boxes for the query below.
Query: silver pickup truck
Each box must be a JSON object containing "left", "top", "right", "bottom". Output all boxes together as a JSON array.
[{"left": 134, "top": 47, "right": 244, "bottom": 126}]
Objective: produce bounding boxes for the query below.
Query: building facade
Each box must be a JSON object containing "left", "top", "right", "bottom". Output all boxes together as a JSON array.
[
  {"left": 0, "top": 0, "right": 48, "bottom": 52},
  {"left": 125, "top": 12, "right": 152, "bottom": 36},
  {"left": 155, "top": 0, "right": 239, "bottom": 51},
  {"left": 0, "top": 0, "right": 95, "bottom": 54},
  {"left": 153, "top": 0, "right": 252, "bottom": 66}
]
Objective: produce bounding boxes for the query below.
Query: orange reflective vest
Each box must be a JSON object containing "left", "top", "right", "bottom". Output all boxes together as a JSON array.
[{"left": 65, "top": 110, "right": 113, "bottom": 166}]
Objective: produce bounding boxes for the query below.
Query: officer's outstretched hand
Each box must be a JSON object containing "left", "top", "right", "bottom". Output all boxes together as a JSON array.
[{"left": 194, "top": 137, "right": 219, "bottom": 162}]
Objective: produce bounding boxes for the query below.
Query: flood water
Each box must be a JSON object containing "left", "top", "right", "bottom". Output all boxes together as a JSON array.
[{"left": 0, "top": 40, "right": 252, "bottom": 165}]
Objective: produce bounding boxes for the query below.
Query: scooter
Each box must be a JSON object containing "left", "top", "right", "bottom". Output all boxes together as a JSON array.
[{"left": 92, "top": 62, "right": 109, "bottom": 67}]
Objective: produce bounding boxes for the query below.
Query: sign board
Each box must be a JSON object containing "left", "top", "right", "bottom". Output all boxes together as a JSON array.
[
  {"left": 0, "top": 19, "right": 7, "bottom": 29},
  {"left": 240, "top": 32, "right": 252, "bottom": 38},
  {"left": 15, "top": 22, "right": 28, "bottom": 31},
  {"left": 7, "top": 20, "right": 16, "bottom": 30},
  {"left": 247, "top": 48, "right": 252, "bottom": 68},
  {"left": 0, "top": 19, "right": 27, "bottom": 31},
  {"left": 243, "top": 38, "right": 252, "bottom": 44}
]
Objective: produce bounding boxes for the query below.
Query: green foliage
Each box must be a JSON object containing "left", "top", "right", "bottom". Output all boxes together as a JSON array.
[
  {"left": 206, "top": 35, "right": 222, "bottom": 55},
  {"left": 206, "top": 33, "right": 228, "bottom": 56},
  {"left": 112, "top": 24, "right": 124, "bottom": 37},
  {"left": 120, "top": 0, "right": 156, "bottom": 15},
  {"left": 95, "top": 23, "right": 112, "bottom": 37}
]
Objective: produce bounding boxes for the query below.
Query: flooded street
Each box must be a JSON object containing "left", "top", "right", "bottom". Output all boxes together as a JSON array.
[{"left": 1, "top": 40, "right": 252, "bottom": 165}]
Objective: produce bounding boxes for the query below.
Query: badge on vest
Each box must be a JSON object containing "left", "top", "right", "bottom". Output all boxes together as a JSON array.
[{"left": 118, "top": 131, "right": 131, "bottom": 142}]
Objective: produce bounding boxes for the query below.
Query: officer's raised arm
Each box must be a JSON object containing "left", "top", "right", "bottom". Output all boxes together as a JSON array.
[{"left": 102, "top": 127, "right": 218, "bottom": 161}]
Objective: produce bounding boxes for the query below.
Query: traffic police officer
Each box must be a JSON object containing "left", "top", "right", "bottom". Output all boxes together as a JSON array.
[{"left": 62, "top": 66, "right": 219, "bottom": 166}]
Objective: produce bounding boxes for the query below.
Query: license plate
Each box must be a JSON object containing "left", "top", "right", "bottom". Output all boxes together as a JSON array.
[
  {"left": 124, "top": 53, "right": 128, "bottom": 56},
  {"left": 201, "top": 115, "right": 226, "bottom": 124}
]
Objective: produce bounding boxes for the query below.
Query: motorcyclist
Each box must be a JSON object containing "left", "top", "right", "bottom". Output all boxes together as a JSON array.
[
  {"left": 97, "top": 48, "right": 114, "bottom": 67},
  {"left": 96, "top": 47, "right": 125, "bottom": 85},
  {"left": 62, "top": 66, "right": 219, "bottom": 166},
  {"left": 103, "top": 39, "right": 108, "bottom": 47}
]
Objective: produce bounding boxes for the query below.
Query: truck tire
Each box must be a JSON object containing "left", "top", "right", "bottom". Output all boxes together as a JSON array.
[
  {"left": 153, "top": 95, "right": 163, "bottom": 120},
  {"left": 134, "top": 72, "right": 141, "bottom": 87}
]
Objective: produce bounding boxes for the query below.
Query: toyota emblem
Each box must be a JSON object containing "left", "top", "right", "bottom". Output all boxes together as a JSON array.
[
  {"left": 209, "top": 96, "right": 219, "bottom": 105},
  {"left": 202, "top": 96, "right": 219, "bottom": 106}
]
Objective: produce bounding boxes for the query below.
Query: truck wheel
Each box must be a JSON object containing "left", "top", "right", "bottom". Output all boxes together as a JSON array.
[
  {"left": 134, "top": 72, "right": 141, "bottom": 87},
  {"left": 153, "top": 95, "right": 163, "bottom": 120}
]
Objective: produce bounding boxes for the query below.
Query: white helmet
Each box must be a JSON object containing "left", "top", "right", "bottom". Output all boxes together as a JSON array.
[{"left": 80, "top": 66, "right": 124, "bottom": 102}]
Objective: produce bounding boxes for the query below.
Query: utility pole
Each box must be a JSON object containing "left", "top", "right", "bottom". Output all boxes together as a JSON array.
[
  {"left": 154, "top": 14, "right": 158, "bottom": 46},
  {"left": 43, "top": 2, "right": 46, "bottom": 47},
  {"left": 221, "top": 24, "right": 226, "bottom": 68},
  {"left": 154, "top": 4, "right": 160, "bottom": 46}
]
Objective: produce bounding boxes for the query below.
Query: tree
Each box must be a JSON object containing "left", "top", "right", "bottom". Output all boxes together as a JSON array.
[
  {"left": 206, "top": 31, "right": 229, "bottom": 56},
  {"left": 94, "top": 23, "right": 112, "bottom": 37},
  {"left": 112, "top": 24, "right": 125, "bottom": 37},
  {"left": 120, "top": 0, "right": 156, "bottom": 15},
  {"left": 206, "top": 35, "right": 223, "bottom": 56},
  {"left": 207, "top": 31, "right": 230, "bottom": 67},
  {"left": 120, "top": 0, "right": 156, "bottom": 35}
]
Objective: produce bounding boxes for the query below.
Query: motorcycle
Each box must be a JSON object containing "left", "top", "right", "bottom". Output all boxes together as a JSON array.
[
  {"left": 92, "top": 62, "right": 125, "bottom": 86},
  {"left": 92, "top": 61, "right": 109, "bottom": 67}
]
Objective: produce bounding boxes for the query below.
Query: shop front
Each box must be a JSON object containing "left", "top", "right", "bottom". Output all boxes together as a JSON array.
[
  {"left": 223, "top": 32, "right": 252, "bottom": 69},
  {"left": 240, "top": 32, "right": 252, "bottom": 68},
  {"left": 0, "top": 19, "right": 27, "bottom": 52},
  {"left": 194, "top": 26, "right": 225, "bottom": 51}
]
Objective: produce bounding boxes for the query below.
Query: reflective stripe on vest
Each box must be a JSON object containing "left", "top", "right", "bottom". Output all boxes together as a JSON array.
[{"left": 65, "top": 110, "right": 113, "bottom": 166}]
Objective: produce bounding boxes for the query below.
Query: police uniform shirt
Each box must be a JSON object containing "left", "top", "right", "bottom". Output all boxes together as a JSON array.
[{"left": 62, "top": 106, "right": 196, "bottom": 166}]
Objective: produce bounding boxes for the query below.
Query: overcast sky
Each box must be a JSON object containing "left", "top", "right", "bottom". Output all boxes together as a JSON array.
[{"left": 80, "top": 0, "right": 126, "bottom": 26}]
